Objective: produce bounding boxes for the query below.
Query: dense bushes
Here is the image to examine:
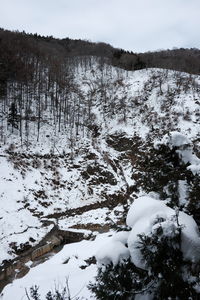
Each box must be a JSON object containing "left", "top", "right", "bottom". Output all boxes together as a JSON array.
[{"left": 89, "top": 207, "right": 200, "bottom": 299}]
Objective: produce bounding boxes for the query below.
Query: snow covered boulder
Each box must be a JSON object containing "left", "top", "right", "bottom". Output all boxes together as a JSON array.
[{"left": 127, "top": 196, "right": 200, "bottom": 270}]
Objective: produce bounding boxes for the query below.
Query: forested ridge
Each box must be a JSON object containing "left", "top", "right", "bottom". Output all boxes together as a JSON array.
[
  {"left": 1, "top": 28, "right": 200, "bottom": 87},
  {"left": 1, "top": 28, "right": 200, "bottom": 146}
]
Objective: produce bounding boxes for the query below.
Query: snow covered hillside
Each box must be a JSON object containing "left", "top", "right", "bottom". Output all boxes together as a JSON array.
[
  {"left": 1, "top": 57, "right": 200, "bottom": 297},
  {"left": 2, "top": 196, "right": 200, "bottom": 299}
]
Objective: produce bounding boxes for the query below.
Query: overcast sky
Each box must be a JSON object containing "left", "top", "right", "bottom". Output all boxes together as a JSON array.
[{"left": 0, "top": 0, "right": 199, "bottom": 52}]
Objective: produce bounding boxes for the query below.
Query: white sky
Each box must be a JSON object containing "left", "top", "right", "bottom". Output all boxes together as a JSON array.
[{"left": 0, "top": 0, "right": 199, "bottom": 53}]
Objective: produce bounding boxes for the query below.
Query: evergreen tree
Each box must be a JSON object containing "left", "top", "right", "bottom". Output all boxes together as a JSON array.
[
  {"left": 187, "top": 174, "right": 200, "bottom": 227},
  {"left": 8, "top": 102, "right": 19, "bottom": 130},
  {"left": 89, "top": 216, "right": 200, "bottom": 300},
  {"left": 137, "top": 215, "right": 199, "bottom": 300},
  {"left": 88, "top": 258, "right": 150, "bottom": 299}
]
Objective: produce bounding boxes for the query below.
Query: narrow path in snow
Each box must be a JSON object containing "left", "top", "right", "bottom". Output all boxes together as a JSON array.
[{"left": 44, "top": 191, "right": 130, "bottom": 220}]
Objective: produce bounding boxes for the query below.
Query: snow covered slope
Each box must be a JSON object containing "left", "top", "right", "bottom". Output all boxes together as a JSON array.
[
  {"left": 1, "top": 232, "right": 113, "bottom": 299},
  {"left": 1, "top": 59, "right": 200, "bottom": 297}
]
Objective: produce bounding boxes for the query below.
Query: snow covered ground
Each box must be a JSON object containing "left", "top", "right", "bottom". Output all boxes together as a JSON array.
[
  {"left": 1, "top": 232, "right": 114, "bottom": 299},
  {"left": 2, "top": 195, "right": 200, "bottom": 299},
  {"left": 1, "top": 61, "right": 200, "bottom": 296}
]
